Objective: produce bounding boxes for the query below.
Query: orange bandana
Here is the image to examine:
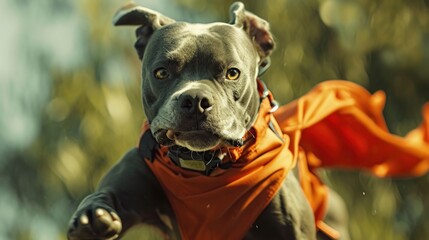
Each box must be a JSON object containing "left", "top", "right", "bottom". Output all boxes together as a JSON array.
[
  {"left": 144, "top": 97, "right": 294, "bottom": 240},
  {"left": 139, "top": 80, "right": 429, "bottom": 239}
]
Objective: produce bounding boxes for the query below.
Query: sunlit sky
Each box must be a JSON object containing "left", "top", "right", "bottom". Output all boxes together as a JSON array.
[{"left": 0, "top": 0, "right": 84, "bottom": 158}]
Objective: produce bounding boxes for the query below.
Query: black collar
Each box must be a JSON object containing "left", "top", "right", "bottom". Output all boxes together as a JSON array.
[{"left": 167, "top": 146, "right": 229, "bottom": 175}]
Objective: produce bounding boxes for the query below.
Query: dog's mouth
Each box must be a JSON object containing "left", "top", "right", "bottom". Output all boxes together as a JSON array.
[{"left": 153, "top": 129, "right": 243, "bottom": 152}]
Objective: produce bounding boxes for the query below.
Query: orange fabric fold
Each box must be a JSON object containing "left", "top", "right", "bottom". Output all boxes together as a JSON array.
[
  {"left": 141, "top": 80, "right": 429, "bottom": 239},
  {"left": 274, "top": 80, "right": 429, "bottom": 223},
  {"left": 145, "top": 98, "right": 294, "bottom": 240}
]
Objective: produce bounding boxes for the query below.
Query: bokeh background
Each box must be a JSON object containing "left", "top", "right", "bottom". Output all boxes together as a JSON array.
[{"left": 1, "top": 0, "right": 429, "bottom": 239}]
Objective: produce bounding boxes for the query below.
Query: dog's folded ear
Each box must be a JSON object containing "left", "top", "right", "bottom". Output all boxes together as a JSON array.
[
  {"left": 229, "top": 2, "right": 275, "bottom": 63},
  {"left": 113, "top": 1, "right": 175, "bottom": 60}
]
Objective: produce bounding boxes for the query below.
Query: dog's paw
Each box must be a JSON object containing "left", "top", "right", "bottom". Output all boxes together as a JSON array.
[{"left": 67, "top": 207, "right": 122, "bottom": 240}]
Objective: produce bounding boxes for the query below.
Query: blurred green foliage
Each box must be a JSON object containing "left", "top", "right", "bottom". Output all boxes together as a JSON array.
[{"left": 1, "top": 0, "right": 429, "bottom": 239}]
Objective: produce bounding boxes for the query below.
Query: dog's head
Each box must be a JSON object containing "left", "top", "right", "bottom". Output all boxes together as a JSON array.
[{"left": 113, "top": 2, "right": 275, "bottom": 151}]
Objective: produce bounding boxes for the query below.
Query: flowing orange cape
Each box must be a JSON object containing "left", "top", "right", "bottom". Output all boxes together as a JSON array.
[
  {"left": 274, "top": 80, "right": 429, "bottom": 236},
  {"left": 143, "top": 80, "right": 429, "bottom": 239}
]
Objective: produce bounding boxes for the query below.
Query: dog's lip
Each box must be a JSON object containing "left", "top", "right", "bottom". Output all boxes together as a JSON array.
[
  {"left": 163, "top": 129, "right": 226, "bottom": 146},
  {"left": 156, "top": 129, "right": 245, "bottom": 149},
  {"left": 165, "top": 129, "right": 215, "bottom": 138}
]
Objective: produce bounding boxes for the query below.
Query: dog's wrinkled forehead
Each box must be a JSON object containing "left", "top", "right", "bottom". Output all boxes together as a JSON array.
[
  {"left": 144, "top": 22, "right": 258, "bottom": 69},
  {"left": 113, "top": 1, "right": 275, "bottom": 63}
]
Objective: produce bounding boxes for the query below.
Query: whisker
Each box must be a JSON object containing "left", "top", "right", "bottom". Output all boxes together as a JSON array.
[
  {"left": 247, "top": 130, "right": 256, "bottom": 139},
  {"left": 226, "top": 147, "right": 233, "bottom": 160}
]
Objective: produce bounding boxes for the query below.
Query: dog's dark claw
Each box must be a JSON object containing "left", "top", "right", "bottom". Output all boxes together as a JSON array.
[{"left": 67, "top": 207, "right": 122, "bottom": 240}]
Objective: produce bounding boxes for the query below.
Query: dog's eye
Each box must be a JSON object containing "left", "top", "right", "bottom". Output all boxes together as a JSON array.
[
  {"left": 226, "top": 68, "right": 240, "bottom": 80},
  {"left": 154, "top": 68, "right": 169, "bottom": 80}
]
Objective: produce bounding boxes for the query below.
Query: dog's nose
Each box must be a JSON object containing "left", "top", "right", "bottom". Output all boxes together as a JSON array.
[{"left": 179, "top": 93, "right": 213, "bottom": 114}]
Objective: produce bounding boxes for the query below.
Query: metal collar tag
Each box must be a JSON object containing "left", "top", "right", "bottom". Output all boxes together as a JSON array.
[{"left": 167, "top": 146, "right": 225, "bottom": 175}]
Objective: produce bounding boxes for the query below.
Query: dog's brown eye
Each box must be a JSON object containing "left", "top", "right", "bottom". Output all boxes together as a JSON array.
[
  {"left": 226, "top": 68, "right": 240, "bottom": 80},
  {"left": 154, "top": 68, "right": 169, "bottom": 80}
]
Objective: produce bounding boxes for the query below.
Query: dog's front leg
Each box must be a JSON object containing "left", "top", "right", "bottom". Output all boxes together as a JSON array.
[
  {"left": 67, "top": 190, "right": 123, "bottom": 240},
  {"left": 67, "top": 148, "right": 178, "bottom": 240},
  {"left": 246, "top": 173, "right": 317, "bottom": 240}
]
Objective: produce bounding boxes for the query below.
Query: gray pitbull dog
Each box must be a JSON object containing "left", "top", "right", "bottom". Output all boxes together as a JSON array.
[{"left": 67, "top": 2, "right": 348, "bottom": 240}]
